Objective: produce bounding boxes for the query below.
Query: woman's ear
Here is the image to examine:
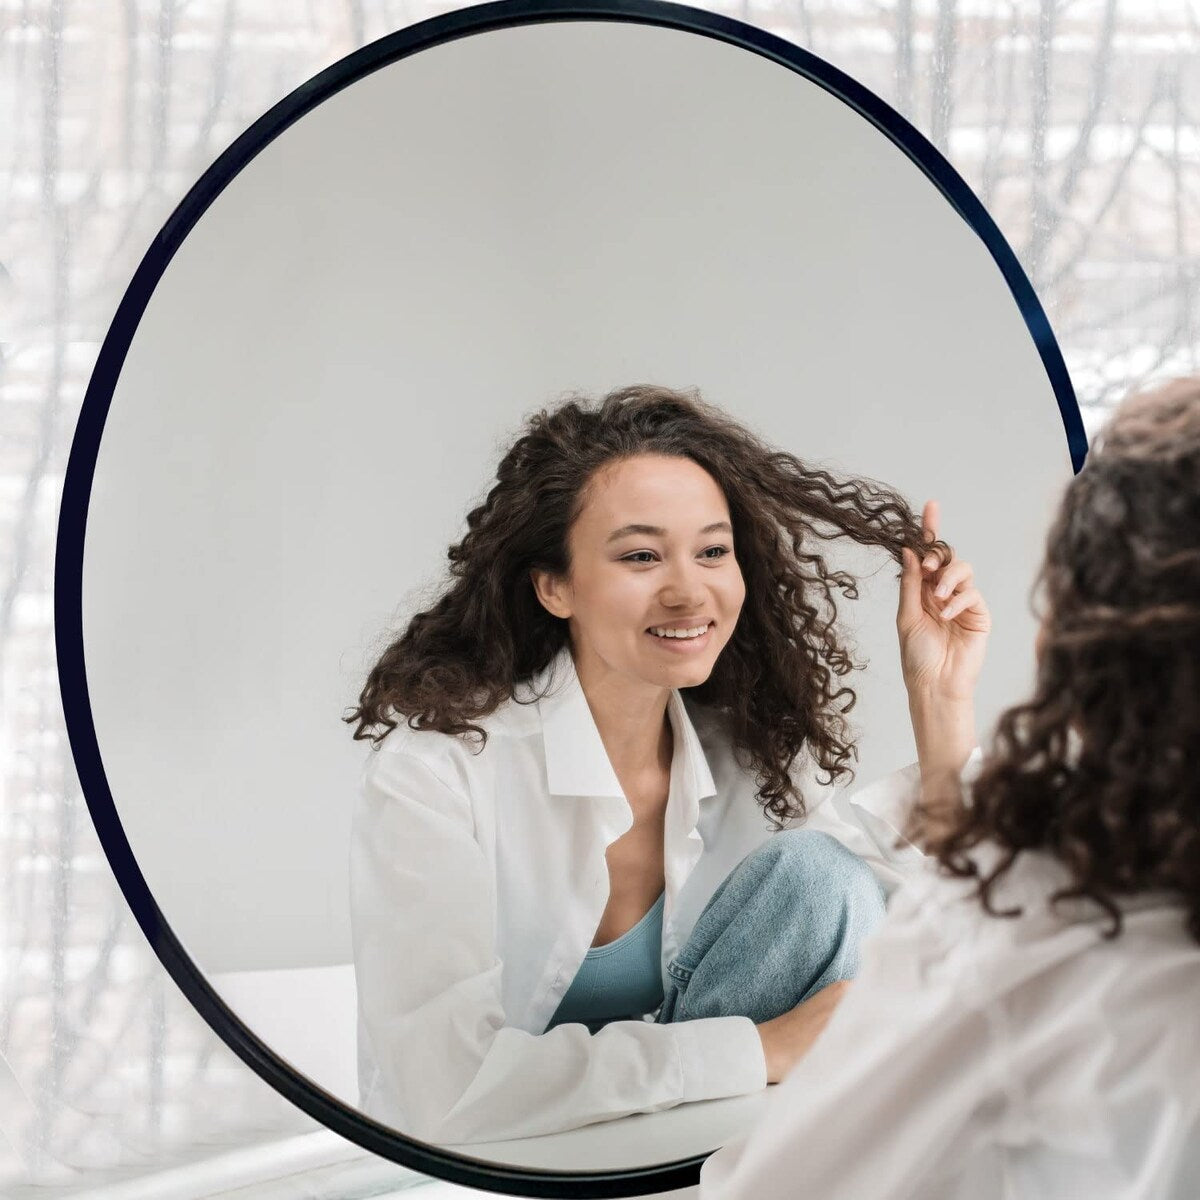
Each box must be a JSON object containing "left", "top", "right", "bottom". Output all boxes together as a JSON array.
[{"left": 530, "top": 568, "right": 572, "bottom": 620}]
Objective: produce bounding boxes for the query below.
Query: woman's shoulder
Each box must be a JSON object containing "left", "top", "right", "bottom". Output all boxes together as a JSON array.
[
  {"left": 359, "top": 710, "right": 465, "bottom": 798},
  {"left": 366, "top": 689, "right": 538, "bottom": 777},
  {"left": 888, "top": 843, "right": 1069, "bottom": 921},
  {"left": 852, "top": 852, "right": 1074, "bottom": 1007},
  {"left": 886, "top": 842, "right": 1197, "bottom": 971}
]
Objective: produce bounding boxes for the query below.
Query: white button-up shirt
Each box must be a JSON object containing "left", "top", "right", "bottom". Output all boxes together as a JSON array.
[
  {"left": 350, "top": 643, "right": 926, "bottom": 1144},
  {"left": 698, "top": 843, "right": 1200, "bottom": 1200}
]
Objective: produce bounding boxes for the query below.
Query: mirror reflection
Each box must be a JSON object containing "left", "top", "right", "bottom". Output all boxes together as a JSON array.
[
  {"left": 80, "top": 16, "right": 1073, "bottom": 1172},
  {"left": 347, "top": 382, "right": 972, "bottom": 1148}
]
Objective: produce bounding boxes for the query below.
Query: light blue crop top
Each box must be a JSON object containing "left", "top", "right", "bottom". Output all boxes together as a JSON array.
[{"left": 545, "top": 891, "right": 666, "bottom": 1035}]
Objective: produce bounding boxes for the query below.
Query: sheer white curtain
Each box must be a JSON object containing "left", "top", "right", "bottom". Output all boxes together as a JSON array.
[{"left": 1, "top": 1, "right": 1196, "bottom": 1194}]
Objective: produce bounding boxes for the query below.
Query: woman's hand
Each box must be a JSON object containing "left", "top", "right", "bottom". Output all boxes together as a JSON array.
[
  {"left": 755, "top": 981, "right": 850, "bottom": 1084},
  {"left": 897, "top": 500, "right": 991, "bottom": 703}
]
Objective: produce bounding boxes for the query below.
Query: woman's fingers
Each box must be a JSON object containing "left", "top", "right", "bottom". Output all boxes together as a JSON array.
[
  {"left": 939, "top": 584, "right": 986, "bottom": 623},
  {"left": 897, "top": 546, "right": 926, "bottom": 627},
  {"left": 919, "top": 500, "right": 944, "bottom": 571},
  {"left": 922, "top": 498, "right": 940, "bottom": 545},
  {"left": 931, "top": 559, "right": 973, "bottom": 600}
]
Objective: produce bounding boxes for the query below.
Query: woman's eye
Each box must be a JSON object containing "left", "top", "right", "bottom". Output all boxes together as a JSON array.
[{"left": 621, "top": 546, "right": 732, "bottom": 565}]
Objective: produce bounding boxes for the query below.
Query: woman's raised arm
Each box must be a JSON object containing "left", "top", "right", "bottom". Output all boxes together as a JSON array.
[{"left": 896, "top": 499, "right": 990, "bottom": 788}]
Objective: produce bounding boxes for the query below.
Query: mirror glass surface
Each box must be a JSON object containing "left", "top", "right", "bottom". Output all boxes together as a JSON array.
[{"left": 80, "top": 15, "right": 1075, "bottom": 1174}]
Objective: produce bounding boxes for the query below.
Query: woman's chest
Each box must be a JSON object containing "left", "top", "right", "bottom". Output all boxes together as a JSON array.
[
  {"left": 591, "top": 771, "right": 670, "bottom": 946},
  {"left": 478, "top": 735, "right": 771, "bottom": 946}
]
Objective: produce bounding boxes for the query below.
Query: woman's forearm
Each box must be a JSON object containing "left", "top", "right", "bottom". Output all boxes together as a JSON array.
[{"left": 907, "top": 688, "right": 977, "bottom": 789}]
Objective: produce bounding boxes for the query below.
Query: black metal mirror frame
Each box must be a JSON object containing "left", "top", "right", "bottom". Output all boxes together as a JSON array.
[{"left": 55, "top": 1, "right": 1086, "bottom": 1195}]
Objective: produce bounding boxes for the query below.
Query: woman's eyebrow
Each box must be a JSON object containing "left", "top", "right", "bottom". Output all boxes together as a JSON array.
[{"left": 606, "top": 521, "right": 733, "bottom": 542}]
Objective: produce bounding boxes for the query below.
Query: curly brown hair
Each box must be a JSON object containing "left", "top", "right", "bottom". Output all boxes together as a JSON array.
[
  {"left": 920, "top": 376, "right": 1200, "bottom": 941},
  {"left": 345, "top": 384, "right": 949, "bottom": 826}
]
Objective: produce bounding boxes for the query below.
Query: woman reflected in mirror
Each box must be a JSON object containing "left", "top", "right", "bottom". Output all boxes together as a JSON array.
[
  {"left": 344, "top": 384, "right": 990, "bottom": 1144},
  {"left": 698, "top": 377, "right": 1200, "bottom": 1200}
]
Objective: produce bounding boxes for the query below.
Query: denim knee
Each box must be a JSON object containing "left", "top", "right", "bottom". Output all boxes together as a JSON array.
[
  {"left": 751, "top": 829, "right": 886, "bottom": 920},
  {"left": 656, "top": 829, "right": 886, "bottom": 1025}
]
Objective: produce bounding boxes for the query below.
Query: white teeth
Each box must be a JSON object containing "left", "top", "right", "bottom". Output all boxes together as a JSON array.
[{"left": 650, "top": 623, "right": 710, "bottom": 639}]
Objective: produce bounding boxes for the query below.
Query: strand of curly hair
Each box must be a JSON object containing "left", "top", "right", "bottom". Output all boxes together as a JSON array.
[
  {"left": 346, "top": 384, "right": 950, "bottom": 827},
  {"left": 916, "top": 377, "right": 1200, "bottom": 943}
]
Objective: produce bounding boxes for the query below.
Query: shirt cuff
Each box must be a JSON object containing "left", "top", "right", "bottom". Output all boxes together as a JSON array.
[
  {"left": 843, "top": 746, "right": 984, "bottom": 845},
  {"left": 673, "top": 1015, "right": 768, "bottom": 1102}
]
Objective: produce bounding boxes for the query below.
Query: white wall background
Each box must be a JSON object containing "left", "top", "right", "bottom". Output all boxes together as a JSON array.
[{"left": 82, "top": 19, "right": 1071, "bottom": 984}]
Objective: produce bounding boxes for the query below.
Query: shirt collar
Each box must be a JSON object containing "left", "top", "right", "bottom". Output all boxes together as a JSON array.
[{"left": 533, "top": 643, "right": 718, "bottom": 802}]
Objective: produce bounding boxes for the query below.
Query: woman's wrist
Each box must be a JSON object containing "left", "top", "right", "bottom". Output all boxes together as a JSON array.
[
  {"left": 907, "top": 687, "right": 977, "bottom": 787},
  {"left": 753, "top": 982, "right": 851, "bottom": 1084},
  {"left": 754, "top": 1020, "right": 779, "bottom": 1084}
]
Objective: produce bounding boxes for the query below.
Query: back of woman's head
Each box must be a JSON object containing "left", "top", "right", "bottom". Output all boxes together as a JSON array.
[
  {"left": 925, "top": 377, "right": 1200, "bottom": 940},
  {"left": 345, "top": 383, "right": 945, "bottom": 825}
]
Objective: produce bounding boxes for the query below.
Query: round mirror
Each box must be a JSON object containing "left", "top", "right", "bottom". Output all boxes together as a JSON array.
[{"left": 59, "top": 0, "right": 1083, "bottom": 1193}]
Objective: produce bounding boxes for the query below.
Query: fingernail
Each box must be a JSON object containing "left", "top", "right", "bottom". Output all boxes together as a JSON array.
[
  {"left": 922, "top": 555, "right": 937, "bottom": 570},
  {"left": 941, "top": 605, "right": 953, "bottom": 618},
  {"left": 935, "top": 583, "right": 950, "bottom": 598}
]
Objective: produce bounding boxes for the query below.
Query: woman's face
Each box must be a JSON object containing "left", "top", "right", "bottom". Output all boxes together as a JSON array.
[{"left": 533, "top": 453, "right": 746, "bottom": 692}]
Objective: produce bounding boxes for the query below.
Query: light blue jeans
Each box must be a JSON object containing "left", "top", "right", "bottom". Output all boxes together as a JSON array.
[{"left": 655, "top": 830, "right": 886, "bottom": 1025}]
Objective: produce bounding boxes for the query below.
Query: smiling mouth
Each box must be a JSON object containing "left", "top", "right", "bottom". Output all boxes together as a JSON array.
[{"left": 645, "top": 620, "right": 715, "bottom": 640}]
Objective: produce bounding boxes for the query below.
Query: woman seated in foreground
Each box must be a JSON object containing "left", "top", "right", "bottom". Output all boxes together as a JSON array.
[{"left": 699, "top": 377, "right": 1200, "bottom": 1200}]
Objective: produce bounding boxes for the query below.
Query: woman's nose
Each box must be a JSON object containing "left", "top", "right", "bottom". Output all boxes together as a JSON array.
[{"left": 659, "top": 561, "right": 708, "bottom": 605}]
